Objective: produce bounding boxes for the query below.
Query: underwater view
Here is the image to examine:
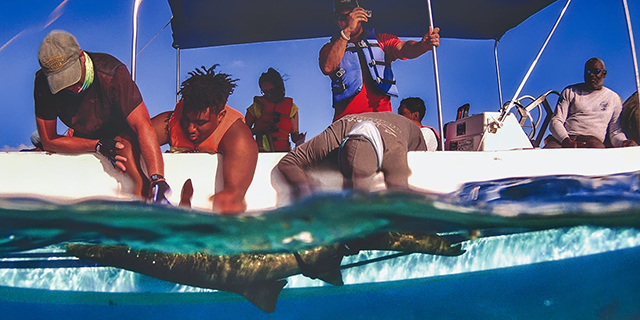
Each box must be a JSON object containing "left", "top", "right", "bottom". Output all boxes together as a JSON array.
[{"left": 1, "top": 171, "right": 639, "bottom": 319}]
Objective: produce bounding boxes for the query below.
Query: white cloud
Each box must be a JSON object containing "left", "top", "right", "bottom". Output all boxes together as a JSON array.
[
  {"left": 2, "top": 144, "right": 31, "bottom": 152},
  {"left": 230, "top": 60, "right": 245, "bottom": 68}
]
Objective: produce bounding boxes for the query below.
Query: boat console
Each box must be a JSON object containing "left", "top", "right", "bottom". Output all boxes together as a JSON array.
[{"left": 444, "top": 112, "right": 533, "bottom": 151}]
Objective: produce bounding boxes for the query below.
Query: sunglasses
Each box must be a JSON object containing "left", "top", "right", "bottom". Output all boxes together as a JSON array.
[
  {"left": 586, "top": 68, "right": 607, "bottom": 76},
  {"left": 261, "top": 88, "right": 279, "bottom": 96},
  {"left": 335, "top": 12, "right": 350, "bottom": 22}
]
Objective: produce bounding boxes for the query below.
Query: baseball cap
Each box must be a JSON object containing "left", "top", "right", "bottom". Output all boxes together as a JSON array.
[
  {"left": 334, "top": 0, "right": 359, "bottom": 13},
  {"left": 38, "top": 30, "right": 82, "bottom": 94}
]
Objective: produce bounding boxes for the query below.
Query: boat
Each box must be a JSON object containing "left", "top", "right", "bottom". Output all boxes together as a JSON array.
[{"left": 1, "top": 0, "right": 640, "bottom": 318}]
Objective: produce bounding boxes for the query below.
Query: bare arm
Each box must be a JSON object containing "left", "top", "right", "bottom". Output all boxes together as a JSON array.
[
  {"left": 319, "top": 38, "right": 349, "bottom": 75},
  {"left": 36, "top": 117, "right": 98, "bottom": 153},
  {"left": 127, "top": 102, "right": 165, "bottom": 177},
  {"left": 244, "top": 110, "right": 257, "bottom": 132},
  {"left": 215, "top": 119, "right": 259, "bottom": 214},
  {"left": 150, "top": 111, "right": 172, "bottom": 146},
  {"left": 319, "top": 7, "right": 370, "bottom": 75},
  {"left": 395, "top": 27, "right": 440, "bottom": 60},
  {"left": 36, "top": 116, "right": 128, "bottom": 171}
]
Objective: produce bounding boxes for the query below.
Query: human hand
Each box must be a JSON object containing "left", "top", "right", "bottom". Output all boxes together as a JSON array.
[
  {"left": 149, "top": 175, "right": 171, "bottom": 205},
  {"left": 622, "top": 139, "right": 638, "bottom": 147},
  {"left": 253, "top": 115, "right": 275, "bottom": 134},
  {"left": 561, "top": 137, "right": 578, "bottom": 148},
  {"left": 292, "top": 184, "right": 313, "bottom": 201},
  {"left": 421, "top": 26, "right": 440, "bottom": 50},
  {"left": 292, "top": 132, "right": 306, "bottom": 147},
  {"left": 211, "top": 190, "right": 246, "bottom": 215},
  {"left": 343, "top": 7, "right": 369, "bottom": 36},
  {"left": 95, "top": 139, "right": 128, "bottom": 171}
]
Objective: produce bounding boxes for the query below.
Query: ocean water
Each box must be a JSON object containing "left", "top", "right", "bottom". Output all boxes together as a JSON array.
[{"left": 1, "top": 171, "right": 640, "bottom": 319}]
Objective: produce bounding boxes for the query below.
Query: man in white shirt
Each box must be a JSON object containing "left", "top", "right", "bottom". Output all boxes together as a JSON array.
[
  {"left": 398, "top": 97, "right": 440, "bottom": 151},
  {"left": 546, "top": 57, "right": 636, "bottom": 148}
]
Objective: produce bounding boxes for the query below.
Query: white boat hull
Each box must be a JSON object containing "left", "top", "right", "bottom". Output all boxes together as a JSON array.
[{"left": 3, "top": 147, "right": 640, "bottom": 212}]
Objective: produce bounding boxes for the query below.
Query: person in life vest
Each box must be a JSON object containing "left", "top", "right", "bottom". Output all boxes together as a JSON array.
[
  {"left": 398, "top": 97, "right": 441, "bottom": 151},
  {"left": 245, "top": 68, "right": 305, "bottom": 152},
  {"left": 319, "top": 0, "right": 440, "bottom": 121},
  {"left": 151, "top": 65, "right": 258, "bottom": 214}
]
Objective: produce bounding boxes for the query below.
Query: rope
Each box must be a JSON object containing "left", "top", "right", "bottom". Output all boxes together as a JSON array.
[{"left": 340, "top": 251, "right": 412, "bottom": 270}]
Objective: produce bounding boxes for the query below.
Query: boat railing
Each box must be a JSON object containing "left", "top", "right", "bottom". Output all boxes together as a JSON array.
[{"left": 503, "top": 90, "right": 560, "bottom": 147}]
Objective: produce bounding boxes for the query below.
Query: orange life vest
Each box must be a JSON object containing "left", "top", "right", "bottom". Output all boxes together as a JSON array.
[
  {"left": 168, "top": 101, "right": 244, "bottom": 153},
  {"left": 252, "top": 96, "right": 294, "bottom": 152}
]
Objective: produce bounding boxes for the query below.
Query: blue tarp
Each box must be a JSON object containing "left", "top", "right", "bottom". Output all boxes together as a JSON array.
[{"left": 167, "top": 0, "right": 558, "bottom": 49}]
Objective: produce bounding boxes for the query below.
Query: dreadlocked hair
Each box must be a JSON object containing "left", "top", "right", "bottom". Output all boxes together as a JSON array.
[{"left": 179, "top": 65, "right": 238, "bottom": 114}]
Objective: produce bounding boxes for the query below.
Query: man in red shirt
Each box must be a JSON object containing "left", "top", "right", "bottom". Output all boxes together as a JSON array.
[{"left": 319, "top": 0, "right": 440, "bottom": 121}]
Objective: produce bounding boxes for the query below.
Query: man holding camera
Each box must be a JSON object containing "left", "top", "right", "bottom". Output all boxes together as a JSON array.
[{"left": 319, "top": 0, "right": 440, "bottom": 121}]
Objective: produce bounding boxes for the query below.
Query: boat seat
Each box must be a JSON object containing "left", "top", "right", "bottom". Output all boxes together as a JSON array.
[{"left": 504, "top": 90, "right": 560, "bottom": 147}]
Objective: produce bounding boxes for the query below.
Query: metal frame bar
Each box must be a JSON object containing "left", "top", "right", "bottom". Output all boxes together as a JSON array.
[
  {"left": 426, "top": 0, "right": 445, "bottom": 150},
  {"left": 500, "top": 0, "right": 571, "bottom": 123},
  {"left": 131, "top": 0, "right": 143, "bottom": 81},
  {"left": 622, "top": 0, "right": 640, "bottom": 109}
]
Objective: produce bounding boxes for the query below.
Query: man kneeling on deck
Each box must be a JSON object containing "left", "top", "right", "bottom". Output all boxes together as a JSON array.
[
  {"left": 151, "top": 65, "right": 258, "bottom": 214},
  {"left": 277, "top": 112, "right": 426, "bottom": 200}
]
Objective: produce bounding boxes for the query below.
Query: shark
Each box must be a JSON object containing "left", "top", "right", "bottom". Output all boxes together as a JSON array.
[{"left": 66, "top": 231, "right": 464, "bottom": 313}]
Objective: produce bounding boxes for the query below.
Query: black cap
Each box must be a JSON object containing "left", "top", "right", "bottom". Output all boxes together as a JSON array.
[{"left": 334, "top": 0, "right": 359, "bottom": 12}]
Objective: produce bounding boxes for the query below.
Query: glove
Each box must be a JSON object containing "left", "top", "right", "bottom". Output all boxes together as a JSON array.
[
  {"left": 95, "top": 139, "right": 118, "bottom": 167},
  {"left": 149, "top": 174, "right": 171, "bottom": 205}
]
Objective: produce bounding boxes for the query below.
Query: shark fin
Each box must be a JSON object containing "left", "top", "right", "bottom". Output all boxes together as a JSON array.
[
  {"left": 314, "top": 265, "right": 344, "bottom": 286},
  {"left": 236, "top": 280, "right": 287, "bottom": 313},
  {"left": 294, "top": 252, "right": 344, "bottom": 286},
  {"left": 180, "top": 178, "right": 194, "bottom": 207}
]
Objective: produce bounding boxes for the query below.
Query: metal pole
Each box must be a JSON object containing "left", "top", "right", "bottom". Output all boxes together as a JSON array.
[
  {"left": 494, "top": 40, "right": 504, "bottom": 108},
  {"left": 176, "top": 48, "right": 181, "bottom": 104},
  {"left": 622, "top": 0, "right": 640, "bottom": 102},
  {"left": 500, "top": 0, "right": 571, "bottom": 122},
  {"left": 426, "top": 0, "right": 445, "bottom": 150},
  {"left": 131, "top": 0, "right": 143, "bottom": 81}
]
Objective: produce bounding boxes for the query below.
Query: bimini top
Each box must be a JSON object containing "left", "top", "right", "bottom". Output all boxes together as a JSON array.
[{"left": 167, "top": 0, "right": 558, "bottom": 49}]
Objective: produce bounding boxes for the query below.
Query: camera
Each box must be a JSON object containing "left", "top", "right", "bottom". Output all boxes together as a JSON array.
[{"left": 364, "top": 9, "right": 372, "bottom": 17}]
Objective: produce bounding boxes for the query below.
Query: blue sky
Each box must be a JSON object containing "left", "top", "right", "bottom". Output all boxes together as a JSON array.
[{"left": 2, "top": 0, "right": 640, "bottom": 150}]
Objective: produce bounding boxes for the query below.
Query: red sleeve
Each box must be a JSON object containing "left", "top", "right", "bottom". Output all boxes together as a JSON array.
[{"left": 376, "top": 33, "right": 404, "bottom": 61}]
